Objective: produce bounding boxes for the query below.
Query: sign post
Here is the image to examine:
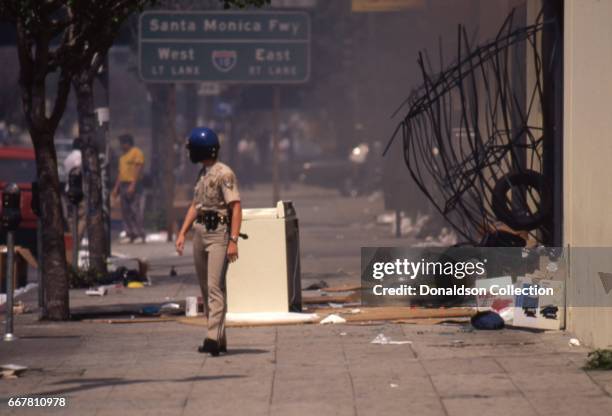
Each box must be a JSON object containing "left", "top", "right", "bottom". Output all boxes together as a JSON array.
[{"left": 272, "top": 86, "right": 281, "bottom": 205}]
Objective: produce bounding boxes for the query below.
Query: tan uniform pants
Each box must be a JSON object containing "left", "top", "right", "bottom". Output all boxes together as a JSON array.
[{"left": 193, "top": 225, "right": 229, "bottom": 343}]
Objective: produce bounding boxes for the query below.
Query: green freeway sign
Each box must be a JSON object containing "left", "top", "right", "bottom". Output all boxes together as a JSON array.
[{"left": 139, "top": 11, "right": 311, "bottom": 84}]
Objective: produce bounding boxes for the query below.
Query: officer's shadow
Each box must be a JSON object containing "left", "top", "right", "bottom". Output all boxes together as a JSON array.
[{"left": 223, "top": 347, "right": 269, "bottom": 356}]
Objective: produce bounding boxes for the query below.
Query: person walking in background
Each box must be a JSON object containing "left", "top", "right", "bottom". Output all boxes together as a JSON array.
[{"left": 112, "top": 134, "right": 146, "bottom": 244}]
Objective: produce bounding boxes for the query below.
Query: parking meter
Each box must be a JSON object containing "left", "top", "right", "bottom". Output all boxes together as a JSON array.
[
  {"left": 2, "top": 183, "right": 21, "bottom": 341},
  {"left": 67, "top": 170, "right": 84, "bottom": 205},
  {"left": 1, "top": 183, "right": 21, "bottom": 231}
]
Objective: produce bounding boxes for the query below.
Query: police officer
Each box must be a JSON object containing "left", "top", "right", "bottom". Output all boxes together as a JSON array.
[{"left": 176, "top": 127, "right": 242, "bottom": 356}]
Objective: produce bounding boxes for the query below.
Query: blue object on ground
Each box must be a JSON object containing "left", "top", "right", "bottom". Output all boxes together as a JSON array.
[{"left": 470, "top": 311, "right": 505, "bottom": 330}]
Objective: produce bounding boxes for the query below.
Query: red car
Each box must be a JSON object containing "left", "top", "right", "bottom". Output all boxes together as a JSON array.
[{"left": 0, "top": 147, "right": 38, "bottom": 253}]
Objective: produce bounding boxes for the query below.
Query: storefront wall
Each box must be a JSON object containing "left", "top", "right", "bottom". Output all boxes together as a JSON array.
[{"left": 564, "top": 0, "right": 612, "bottom": 348}]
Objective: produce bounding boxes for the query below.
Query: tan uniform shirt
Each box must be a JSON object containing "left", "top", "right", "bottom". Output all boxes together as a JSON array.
[{"left": 193, "top": 162, "right": 241, "bottom": 215}]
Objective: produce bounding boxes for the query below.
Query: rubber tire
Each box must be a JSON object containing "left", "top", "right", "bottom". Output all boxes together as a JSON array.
[{"left": 491, "top": 170, "right": 551, "bottom": 231}]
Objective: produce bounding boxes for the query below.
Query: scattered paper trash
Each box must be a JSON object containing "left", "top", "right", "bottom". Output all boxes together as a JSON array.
[
  {"left": 340, "top": 332, "right": 347, "bottom": 336},
  {"left": 185, "top": 296, "right": 198, "bottom": 317},
  {"left": 0, "top": 283, "right": 39, "bottom": 305},
  {"left": 86, "top": 287, "right": 108, "bottom": 296},
  {"left": 390, "top": 383, "right": 399, "bottom": 388},
  {"left": 371, "top": 333, "right": 390, "bottom": 344},
  {"left": 569, "top": 338, "right": 581, "bottom": 347},
  {"left": 320, "top": 314, "right": 347, "bottom": 324},
  {"left": 371, "top": 333, "right": 413, "bottom": 345},
  {"left": 0, "top": 364, "right": 27, "bottom": 379}
]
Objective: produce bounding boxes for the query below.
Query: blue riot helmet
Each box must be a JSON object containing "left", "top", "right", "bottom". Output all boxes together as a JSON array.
[{"left": 186, "top": 127, "right": 220, "bottom": 163}]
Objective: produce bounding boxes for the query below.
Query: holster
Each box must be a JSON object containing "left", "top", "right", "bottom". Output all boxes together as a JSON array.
[{"left": 197, "top": 210, "right": 231, "bottom": 231}]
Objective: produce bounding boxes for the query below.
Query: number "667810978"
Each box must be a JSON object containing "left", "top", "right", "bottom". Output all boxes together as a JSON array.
[{"left": 8, "top": 397, "right": 66, "bottom": 407}]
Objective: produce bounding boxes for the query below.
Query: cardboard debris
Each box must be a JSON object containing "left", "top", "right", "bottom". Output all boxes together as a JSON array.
[
  {"left": 302, "top": 291, "right": 360, "bottom": 305},
  {"left": 0, "top": 364, "right": 28, "bottom": 379},
  {"left": 85, "top": 306, "right": 475, "bottom": 328},
  {"left": 13, "top": 301, "right": 28, "bottom": 315},
  {"left": 392, "top": 317, "right": 471, "bottom": 325},
  {"left": 513, "top": 277, "right": 564, "bottom": 330},
  {"left": 84, "top": 317, "right": 177, "bottom": 324},
  {"left": 323, "top": 284, "right": 362, "bottom": 293}
]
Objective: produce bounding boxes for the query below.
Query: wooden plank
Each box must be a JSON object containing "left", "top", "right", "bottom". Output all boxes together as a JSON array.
[
  {"left": 322, "top": 285, "right": 362, "bottom": 293},
  {"left": 83, "top": 317, "right": 177, "bottom": 324},
  {"left": 312, "top": 307, "right": 475, "bottom": 322},
  {"left": 302, "top": 291, "right": 359, "bottom": 304}
]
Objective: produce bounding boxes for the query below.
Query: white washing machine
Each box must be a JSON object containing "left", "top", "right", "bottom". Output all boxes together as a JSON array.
[{"left": 227, "top": 201, "right": 301, "bottom": 313}]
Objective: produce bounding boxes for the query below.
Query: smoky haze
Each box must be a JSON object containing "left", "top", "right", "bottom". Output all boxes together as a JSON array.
[{"left": 0, "top": 0, "right": 534, "bottom": 281}]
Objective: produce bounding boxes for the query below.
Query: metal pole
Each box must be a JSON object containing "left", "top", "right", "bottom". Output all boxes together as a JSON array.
[
  {"left": 272, "top": 86, "right": 281, "bottom": 205},
  {"left": 72, "top": 204, "right": 79, "bottom": 269},
  {"left": 395, "top": 209, "right": 401, "bottom": 238},
  {"left": 4, "top": 230, "right": 17, "bottom": 341},
  {"left": 96, "top": 55, "right": 111, "bottom": 257}
]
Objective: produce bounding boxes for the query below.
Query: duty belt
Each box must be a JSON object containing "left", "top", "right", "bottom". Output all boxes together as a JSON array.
[{"left": 196, "top": 210, "right": 230, "bottom": 231}]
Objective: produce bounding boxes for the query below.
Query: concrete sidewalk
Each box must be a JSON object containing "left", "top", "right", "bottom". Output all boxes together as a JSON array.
[
  {"left": 1, "top": 312, "right": 611, "bottom": 416},
  {"left": 2, "top": 186, "right": 612, "bottom": 415}
]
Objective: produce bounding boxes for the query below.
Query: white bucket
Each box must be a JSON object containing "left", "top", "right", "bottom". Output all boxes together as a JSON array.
[{"left": 185, "top": 296, "right": 198, "bottom": 317}]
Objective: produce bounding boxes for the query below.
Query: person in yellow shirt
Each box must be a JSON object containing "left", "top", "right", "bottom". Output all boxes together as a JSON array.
[{"left": 112, "top": 134, "right": 146, "bottom": 243}]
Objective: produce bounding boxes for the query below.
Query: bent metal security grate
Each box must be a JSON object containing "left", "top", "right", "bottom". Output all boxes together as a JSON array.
[{"left": 385, "top": 10, "right": 558, "bottom": 245}]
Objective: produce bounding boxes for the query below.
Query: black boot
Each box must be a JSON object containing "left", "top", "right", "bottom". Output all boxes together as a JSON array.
[{"left": 198, "top": 338, "right": 220, "bottom": 356}]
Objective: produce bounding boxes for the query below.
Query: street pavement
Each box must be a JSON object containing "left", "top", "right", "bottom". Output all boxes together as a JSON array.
[{"left": 1, "top": 184, "right": 612, "bottom": 415}]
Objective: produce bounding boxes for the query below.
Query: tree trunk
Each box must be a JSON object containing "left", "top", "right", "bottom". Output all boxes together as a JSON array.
[
  {"left": 149, "top": 84, "right": 178, "bottom": 241},
  {"left": 33, "top": 132, "right": 70, "bottom": 320},
  {"left": 74, "top": 74, "right": 107, "bottom": 274},
  {"left": 16, "top": 19, "right": 72, "bottom": 320}
]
